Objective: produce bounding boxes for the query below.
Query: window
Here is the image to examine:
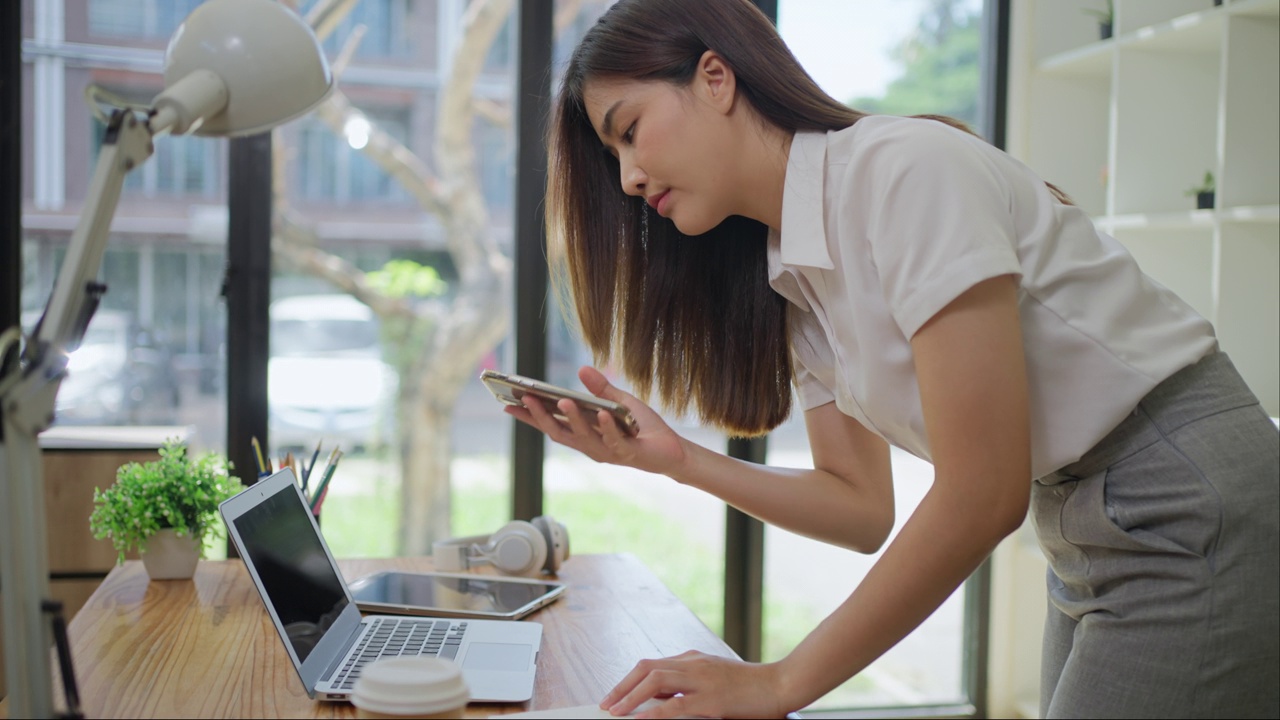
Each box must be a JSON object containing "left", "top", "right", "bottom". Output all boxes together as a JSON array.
[
  {"left": 476, "top": 116, "right": 514, "bottom": 219},
  {"left": 767, "top": 0, "right": 988, "bottom": 712},
  {"left": 92, "top": 113, "right": 222, "bottom": 198},
  {"left": 88, "top": 0, "right": 204, "bottom": 39},
  {"left": 9, "top": 2, "right": 1006, "bottom": 713},
  {"left": 25, "top": 4, "right": 229, "bottom": 460},
  {"left": 294, "top": 110, "right": 411, "bottom": 204},
  {"left": 308, "top": 0, "right": 411, "bottom": 60},
  {"left": 483, "top": 15, "right": 515, "bottom": 74},
  {"left": 270, "top": 0, "right": 516, "bottom": 560},
  {"left": 539, "top": 0, "right": 730, "bottom": 646}
]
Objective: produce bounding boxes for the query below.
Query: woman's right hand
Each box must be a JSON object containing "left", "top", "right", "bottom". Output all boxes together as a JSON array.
[{"left": 504, "top": 366, "right": 690, "bottom": 477}]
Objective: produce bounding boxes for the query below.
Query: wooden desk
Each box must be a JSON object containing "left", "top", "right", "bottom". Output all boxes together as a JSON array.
[{"left": 2, "top": 553, "right": 736, "bottom": 718}]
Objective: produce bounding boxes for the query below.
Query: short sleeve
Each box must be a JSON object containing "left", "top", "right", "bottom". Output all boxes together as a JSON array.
[
  {"left": 794, "top": 355, "right": 835, "bottom": 411},
  {"left": 856, "top": 119, "right": 1024, "bottom": 339}
]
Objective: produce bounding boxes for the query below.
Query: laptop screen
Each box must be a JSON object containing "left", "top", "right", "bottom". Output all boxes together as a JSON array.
[{"left": 232, "top": 482, "right": 350, "bottom": 663}]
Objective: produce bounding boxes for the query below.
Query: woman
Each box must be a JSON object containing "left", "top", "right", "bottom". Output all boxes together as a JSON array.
[{"left": 507, "top": 0, "right": 1280, "bottom": 717}]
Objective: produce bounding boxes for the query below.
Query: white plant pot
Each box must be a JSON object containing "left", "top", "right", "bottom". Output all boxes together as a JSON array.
[{"left": 141, "top": 528, "right": 200, "bottom": 580}]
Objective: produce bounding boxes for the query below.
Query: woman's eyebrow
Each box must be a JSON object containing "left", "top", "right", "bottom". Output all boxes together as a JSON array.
[{"left": 600, "top": 100, "right": 625, "bottom": 138}]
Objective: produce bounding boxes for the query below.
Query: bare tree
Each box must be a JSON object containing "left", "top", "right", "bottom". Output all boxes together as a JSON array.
[{"left": 272, "top": 0, "right": 588, "bottom": 554}]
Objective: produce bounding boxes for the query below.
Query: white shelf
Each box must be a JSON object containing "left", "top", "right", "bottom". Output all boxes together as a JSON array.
[
  {"left": 1221, "top": 204, "right": 1280, "bottom": 223},
  {"left": 1100, "top": 209, "right": 1217, "bottom": 231},
  {"left": 1230, "top": 0, "right": 1280, "bottom": 19},
  {"left": 1121, "top": 10, "right": 1223, "bottom": 52},
  {"left": 1038, "top": 40, "right": 1112, "bottom": 76},
  {"left": 1010, "top": 0, "right": 1280, "bottom": 409},
  {"left": 1101, "top": 205, "right": 1280, "bottom": 229},
  {"left": 1036, "top": 1, "right": 1280, "bottom": 67},
  {"left": 999, "top": 10, "right": 1277, "bottom": 709},
  {"left": 1119, "top": 0, "right": 1225, "bottom": 34}
]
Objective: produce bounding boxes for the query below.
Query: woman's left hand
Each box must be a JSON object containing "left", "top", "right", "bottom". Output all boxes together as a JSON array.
[{"left": 600, "top": 651, "right": 790, "bottom": 719}]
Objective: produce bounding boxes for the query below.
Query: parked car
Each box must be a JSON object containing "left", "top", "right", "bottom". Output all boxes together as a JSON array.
[
  {"left": 31, "top": 309, "right": 183, "bottom": 426},
  {"left": 268, "top": 294, "right": 398, "bottom": 455}
]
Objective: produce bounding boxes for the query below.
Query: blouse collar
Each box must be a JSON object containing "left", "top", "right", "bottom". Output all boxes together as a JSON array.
[{"left": 767, "top": 130, "right": 836, "bottom": 310}]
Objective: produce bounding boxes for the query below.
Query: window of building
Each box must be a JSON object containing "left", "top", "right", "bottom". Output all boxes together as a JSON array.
[
  {"left": 92, "top": 113, "right": 222, "bottom": 198},
  {"left": 308, "top": 0, "right": 411, "bottom": 60},
  {"left": 294, "top": 109, "right": 411, "bottom": 204},
  {"left": 88, "top": 0, "right": 204, "bottom": 39},
  {"left": 25, "top": 4, "right": 230, "bottom": 460}
]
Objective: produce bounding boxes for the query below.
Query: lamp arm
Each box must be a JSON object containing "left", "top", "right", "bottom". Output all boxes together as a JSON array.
[
  {"left": 29, "top": 110, "right": 154, "bottom": 368},
  {"left": 0, "top": 107, "right": 154, "bottom": 719}
]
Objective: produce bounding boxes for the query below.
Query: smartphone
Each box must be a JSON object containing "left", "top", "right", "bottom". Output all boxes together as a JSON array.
[
  {"left": 348, "top": 571, "right": 567, "bottom": 620},
  {"left": 480, "top": 369, "right": 640, "bottom": 435}
]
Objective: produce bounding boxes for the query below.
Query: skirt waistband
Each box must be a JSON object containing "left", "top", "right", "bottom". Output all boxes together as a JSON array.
[{"left": 1038, "top": 351, "right": 1260, "bottom": 485}]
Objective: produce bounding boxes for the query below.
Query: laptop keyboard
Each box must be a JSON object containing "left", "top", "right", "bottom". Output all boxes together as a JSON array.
[{"left": 331, "top": 617, "right": 468, "bottom": 690}]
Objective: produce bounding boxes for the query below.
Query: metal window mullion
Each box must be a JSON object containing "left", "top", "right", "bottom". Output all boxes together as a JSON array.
[
  {"left": 960, "top": 2, "right": 1010, "bottom": 715},
  {"left": 225, "top": 133, "right": 273, "bottom": 503},
  {"left": 724, "top": 437, "right": 766, "bottom": 662},
  {"left": 1, "top": 0, "right": 20, "bottom": 379},
  {"left": 510, "top": 0, "right": 552, "bottom": 521},
  {"left": 719, "top": 0, "right": 777, "bottom": 669}
]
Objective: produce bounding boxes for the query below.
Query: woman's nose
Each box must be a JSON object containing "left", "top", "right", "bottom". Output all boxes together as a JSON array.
[{"left": 620, "top": 159, "right": 646, "bottom": 197}]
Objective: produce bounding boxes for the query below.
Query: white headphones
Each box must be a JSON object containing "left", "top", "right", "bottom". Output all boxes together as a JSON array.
[{"left": 431, "top": 516, "right": 569, "bottom": 577}]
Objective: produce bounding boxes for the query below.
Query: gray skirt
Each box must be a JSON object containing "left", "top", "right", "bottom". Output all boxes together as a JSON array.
[{"left": 1032, "top": 351, "right": 1279, "bottom": 719}]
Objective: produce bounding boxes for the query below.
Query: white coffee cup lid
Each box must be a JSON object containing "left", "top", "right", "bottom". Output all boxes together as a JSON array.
[{"left": 351, "top": 657, "right": 470, "bottom": 716}]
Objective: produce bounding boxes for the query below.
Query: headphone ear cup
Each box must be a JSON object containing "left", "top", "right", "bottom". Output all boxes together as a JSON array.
[
  {"left": 531, "top": 515, "right": 569, "bottom": 574},
  {"left": 487, "top": 521, "right": 547, "bottom": 577}
]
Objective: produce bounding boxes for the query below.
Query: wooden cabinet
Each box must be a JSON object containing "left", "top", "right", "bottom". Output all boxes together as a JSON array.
[{"left": 0, "top": 425, "right": 191, "bottom": 702}]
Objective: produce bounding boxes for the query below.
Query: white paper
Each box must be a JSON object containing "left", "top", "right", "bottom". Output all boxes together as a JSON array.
[{"left": 493, "top": 699, "right": 671, "bottom": 719}]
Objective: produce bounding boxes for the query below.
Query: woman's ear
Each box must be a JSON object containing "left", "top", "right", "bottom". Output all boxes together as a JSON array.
[{"left": 695, "top": 49, "right": 737, "bottom": 115}]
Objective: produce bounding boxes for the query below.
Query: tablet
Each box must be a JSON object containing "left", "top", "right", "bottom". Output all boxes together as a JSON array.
[{"left": 347, "top": 571, "right": 567, "bottom": 620}]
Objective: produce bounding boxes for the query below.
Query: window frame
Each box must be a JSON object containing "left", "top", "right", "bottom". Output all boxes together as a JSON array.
[{"left": 0, "top": 0, "right": 1009, "bottom": 713}]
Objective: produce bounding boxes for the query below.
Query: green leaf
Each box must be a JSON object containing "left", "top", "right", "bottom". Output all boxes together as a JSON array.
[{"left": 88, "top": 439, "right": 244, "bottom": 562}]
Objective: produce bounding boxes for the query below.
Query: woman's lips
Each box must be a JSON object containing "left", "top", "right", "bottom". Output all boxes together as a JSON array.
[{"left": 651, "top": 190, "right": 671, "bottom": 217}]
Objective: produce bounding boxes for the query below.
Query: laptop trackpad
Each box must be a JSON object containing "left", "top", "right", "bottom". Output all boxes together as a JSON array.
[{"left": 463, "top": 642, "right": 532, "bottom": 672}]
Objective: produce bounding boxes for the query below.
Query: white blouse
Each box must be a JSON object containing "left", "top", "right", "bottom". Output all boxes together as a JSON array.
[{"left": 770, "top": 116, "right": 1217, "bottom": 478}]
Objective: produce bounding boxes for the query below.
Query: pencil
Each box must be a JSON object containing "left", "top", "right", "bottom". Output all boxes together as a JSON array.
[
  {"left": 309, "top": 450, "right": 343, "bottom": 513},
  {"left": 251, "top": 436, "right": 267, "bottom": 476},
  {"left": 308, "top": 447, "right": 339, "bottom": 504},
  {"left": 313, "top": 481, "right": 333, "bottom": 516},
  {"left": 301, "top": 440, "right": 323, "bottom": 492}
]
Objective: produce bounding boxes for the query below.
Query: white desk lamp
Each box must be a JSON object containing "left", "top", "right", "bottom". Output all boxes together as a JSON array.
[{"left": 0, "top": 0, "right": 331, "bottom": 715}]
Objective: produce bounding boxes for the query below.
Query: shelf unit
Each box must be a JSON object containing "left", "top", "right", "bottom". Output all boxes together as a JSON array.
[
  {"left": 1008, "top": 0, "right": 1279, "bottom": 417},
  {"left": 995, "top": 3, "right": 1278, "bottom": 716}
]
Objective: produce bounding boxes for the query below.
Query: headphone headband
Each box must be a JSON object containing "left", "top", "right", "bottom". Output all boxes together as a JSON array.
[
  {"left": 431, "top": 517, "right": 569, "bottom": 577},
  {"left": 431, "top": 533, "right": 492, "bottom": 572}
]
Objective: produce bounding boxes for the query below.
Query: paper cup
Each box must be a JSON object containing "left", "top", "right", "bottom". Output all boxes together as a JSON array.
[{"left": 352, "top": 656, "right": 470, "bottom": 719}]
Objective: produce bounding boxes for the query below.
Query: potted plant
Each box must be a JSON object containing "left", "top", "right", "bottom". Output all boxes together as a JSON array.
[
  {"left": 1083, "top": 0, "right": 1114, "bottom": 40},
  {"left": 1186, "top": 171, "right": 1215, "bottom": 210},
  {"left": 90, "top": 439, "right": 243, "bottom": 580}
]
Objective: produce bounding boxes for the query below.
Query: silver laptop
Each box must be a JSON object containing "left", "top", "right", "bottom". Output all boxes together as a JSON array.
[{"left": 220, "top": 468, "right": 543, "bottom": 703}]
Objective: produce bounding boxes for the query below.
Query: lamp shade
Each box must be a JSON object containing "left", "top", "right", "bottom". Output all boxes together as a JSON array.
[{"left": 162, "top": 0, "right": 332, "bottom": 137}]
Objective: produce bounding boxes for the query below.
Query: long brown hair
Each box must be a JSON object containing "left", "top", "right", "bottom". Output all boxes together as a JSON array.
[{"left": 547, "top": 0, "right": 1068, "bottom": 437}]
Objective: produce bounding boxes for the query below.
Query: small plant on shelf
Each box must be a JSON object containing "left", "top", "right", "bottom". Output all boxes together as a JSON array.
[
  {"left": 1186, "top": 171, "right": 1216, "bottom": 210},
  {"left": 90, "top": 439, "right": 243, "bottom": 567},
  {"left": 1083, "top": 0, "right": 1115, "bottom": 40}
]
